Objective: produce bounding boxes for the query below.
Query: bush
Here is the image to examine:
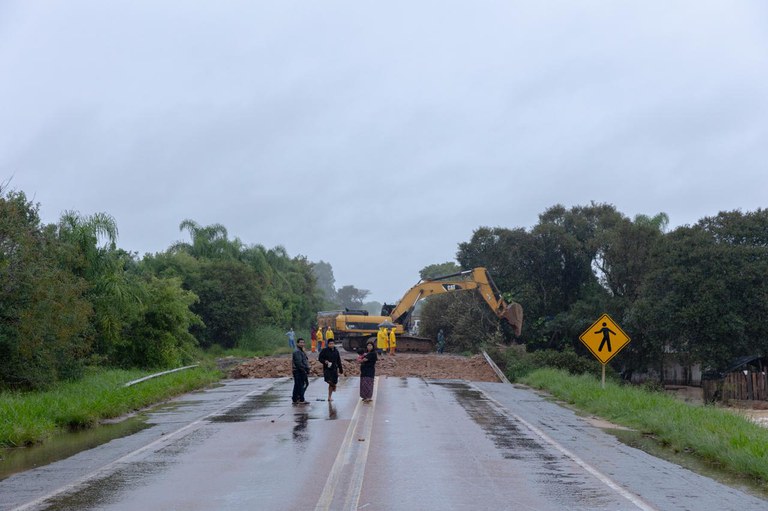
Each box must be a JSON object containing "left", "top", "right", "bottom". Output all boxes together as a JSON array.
[
  {"left": 528, "top": 347, "right": 607, "bottom": 377},
  {"left": 236, "top": 325, "right": 293, "bottom": 355},
  {"left": 493, "top": 344, "right": 612, "bottom": 382}
]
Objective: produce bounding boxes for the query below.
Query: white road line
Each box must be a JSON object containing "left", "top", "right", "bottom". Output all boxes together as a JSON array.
[
  {"left": 472, "top": 383, "right": 659, "bottom": 511},
  {"left": 343, "top": 379, "right": 378, "bottom": 510},
  {"left": 315, "top": 377, "right": 378, "bottom": 511},
  {"left": 11, "top": 379, "right": 285, "bottom": 511}
]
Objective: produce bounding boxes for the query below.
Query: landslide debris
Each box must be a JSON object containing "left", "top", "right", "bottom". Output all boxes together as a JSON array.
[{"left": 229, "top": 353, "right": 501, "bottom": 382}]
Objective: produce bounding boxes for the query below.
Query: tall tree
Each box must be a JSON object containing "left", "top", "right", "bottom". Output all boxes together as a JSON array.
[
  {"left": 0, "top": 190, "right": 92, "bottom": 388},
  {"left": 419, "top": 262, "right": 461, "bottom": 280},
  {"left": 192, "top": 259, "right": 265, "bottom": 348},
  {"left": 629, "top": 209, "right": 768, "bottom": 372},
  {"left": 171, "top": 219, "right": 233, "bottom": 259},
  {"left": 311, "top": 260, "right": 337, "bottom": 301},
  {"left": 336, "top": 285, "right": 370, "bottom": 310}
]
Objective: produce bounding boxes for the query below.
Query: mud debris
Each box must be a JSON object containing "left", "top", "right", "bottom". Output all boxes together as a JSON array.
[{"left": 229, "top": 353, "right": 502, "bottom": 382}]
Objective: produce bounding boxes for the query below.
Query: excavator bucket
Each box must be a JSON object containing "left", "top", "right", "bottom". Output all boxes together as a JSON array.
[{"left": 501, "top": 303, "right": 524, "bottom": 337}]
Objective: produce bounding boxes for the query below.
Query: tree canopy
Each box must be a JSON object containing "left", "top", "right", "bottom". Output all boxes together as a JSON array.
[{"left": 3, "top": 180, "right": 766, "bottom": 387}]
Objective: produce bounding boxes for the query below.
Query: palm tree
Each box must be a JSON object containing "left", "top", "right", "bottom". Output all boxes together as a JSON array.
[
  {"left": 633, "top": 212, "right": 669, "bottom": 233},
  {"left": 171, "top": 219, "right": 233, "bottom": 259},
  {"left": 56, "top": 210, "right": 119, "bottom": 279}
]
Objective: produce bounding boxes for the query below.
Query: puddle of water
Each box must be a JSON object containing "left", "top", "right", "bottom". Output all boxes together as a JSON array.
[
  {"left": 42, "top": 459, "right": 170, "bottom": 511},
  {"left": 293, "top": 411, "right": 310, "bottom": 446},
  {"left": 208, "top": 388, "right": 282, "bottom": 423},
  {"left": 433, "top": 381, "right": 551, "bottom": 460},
  {"left": 0, "top": 415, "right": 149, "bottom": 481},
  {"left": 35, "top": 425, "right": 213, "bottom": 510},
  {"left": 609, "top": 428, "right": 768, "bottom": 500},
  {"left": 433, "top": 381, "right": 617, "bottom": 509}
]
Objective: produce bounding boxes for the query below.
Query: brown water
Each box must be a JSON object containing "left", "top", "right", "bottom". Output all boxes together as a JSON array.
[{"left": 0, "top": 415, "right": 149, "bottom": 481}]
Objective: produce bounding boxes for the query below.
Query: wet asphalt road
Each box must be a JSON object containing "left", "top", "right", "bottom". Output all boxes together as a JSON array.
[{"left": 1, "top": 376, "right": 766, "bottom": 511}]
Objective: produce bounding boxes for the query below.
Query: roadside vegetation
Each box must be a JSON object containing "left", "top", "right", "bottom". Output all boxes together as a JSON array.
[
  {"left": 421, "top": 204, "right": 768, "bottom": 385},
  {"left": 0, "top": 186, "right": 339, "bottom": 392},
  {"left": 519, "top": 368, "right": 768, "bottom": 489},
  {"left": 0, "top": 365, "right": 220, "bottom": 448},
  {"left": 488, "top": 345, "right": 768, "bottom": 489}
]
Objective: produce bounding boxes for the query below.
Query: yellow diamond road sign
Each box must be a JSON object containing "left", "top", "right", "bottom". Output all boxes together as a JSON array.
[{"left": 579, "top": 314, "right": 631, "bottom": 364}]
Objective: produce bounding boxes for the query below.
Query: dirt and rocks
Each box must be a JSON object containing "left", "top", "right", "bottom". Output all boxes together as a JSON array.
[
  {"left": 227, "top": 355, "right": 768, "bottom": 428},
  {"left": 229, "top": 352, "right": 502, "bottom": 382}
]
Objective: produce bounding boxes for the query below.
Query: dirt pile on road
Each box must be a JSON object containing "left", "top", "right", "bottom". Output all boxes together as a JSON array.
[{"left": 229, "top": 353, "right": 501, "bottom": 382}]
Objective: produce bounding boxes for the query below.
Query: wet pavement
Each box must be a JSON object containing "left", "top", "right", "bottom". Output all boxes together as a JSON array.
[{"left": 1, "top": 377, "right": 766, "bottom": 510}]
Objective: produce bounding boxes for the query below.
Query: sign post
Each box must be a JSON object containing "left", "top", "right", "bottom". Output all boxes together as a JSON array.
[{"left": 579, "top": 313, "right": 631, "bottom": 388}]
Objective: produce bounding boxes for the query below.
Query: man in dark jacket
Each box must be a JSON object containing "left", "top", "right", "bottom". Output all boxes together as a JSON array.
[
  {"left": 292, "top": 338, "right": 310, "bottom": 404},
  {"left": 318, "top": 339, "right": 344, "bottom": 402}
]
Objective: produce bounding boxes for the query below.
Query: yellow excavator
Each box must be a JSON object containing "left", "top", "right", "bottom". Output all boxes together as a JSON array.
[{"left": 317, "top": 267, "right": 523, "bottom": 353}]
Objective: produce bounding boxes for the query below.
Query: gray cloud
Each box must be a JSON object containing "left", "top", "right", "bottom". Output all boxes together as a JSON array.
[{"left": 2, "top": 0, "right": 767, "bottom": 301}]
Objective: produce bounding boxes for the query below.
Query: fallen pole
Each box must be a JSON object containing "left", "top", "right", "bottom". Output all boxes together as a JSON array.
[
  {"left": 481, "top": 351, "right": 510, "bottom": 384},
  {"left": 123, "top": 364, "right": 200, "bottom": 387}
]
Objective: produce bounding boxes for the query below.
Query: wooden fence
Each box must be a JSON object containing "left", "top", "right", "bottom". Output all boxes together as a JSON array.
[{"left": 703, "top": 370, "right": 768, "bottom": 402}]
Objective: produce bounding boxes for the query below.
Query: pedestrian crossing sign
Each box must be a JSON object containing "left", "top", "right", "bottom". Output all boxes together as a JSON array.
[{"left": 579, "top": 314, "right": 631, "bottom": 364}]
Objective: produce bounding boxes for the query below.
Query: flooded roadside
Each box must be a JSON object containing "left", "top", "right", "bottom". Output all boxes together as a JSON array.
[
  {"left": 0, "top": 415, "right": 150, "bottom": 481},
  {"left": 608, "top": 427, "right": 768, "bottom": 500}
]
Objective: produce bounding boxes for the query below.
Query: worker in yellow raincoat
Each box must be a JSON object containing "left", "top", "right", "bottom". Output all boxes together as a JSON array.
[
  {"left": 377, "top": 327, "right": 388, "bottom": 355},
  {"left": 388, "top": 327, "right": 397, "bottom": 355},
  {"left": 314, "top": 326, "right": 323, "bottom": 353},
  {"left": 326, "top": 326, "right": 334, "bottom": 345}
]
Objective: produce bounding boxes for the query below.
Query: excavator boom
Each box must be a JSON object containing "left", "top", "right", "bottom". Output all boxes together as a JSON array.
[
  {"left": 389, "top": 267, "right": 523, "bottom": 336},
  {"left": 318, "top": 267, "right": 523, "bottom": 353}
]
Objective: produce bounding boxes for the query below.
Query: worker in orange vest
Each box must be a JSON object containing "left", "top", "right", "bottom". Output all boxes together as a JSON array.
[{"left": 310, "top": 326, "right": 317, "bottom": 353}]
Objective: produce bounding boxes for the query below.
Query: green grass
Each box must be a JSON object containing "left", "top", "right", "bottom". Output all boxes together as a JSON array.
[
  {"left": 521, "top": 368, "right": 768, "bottom": 488},
  {"left": 0, "top": 365, "right": 221, "bottom": 448},
  {"left": 219, "top": 324, "right": 304, "bottom": 357}
]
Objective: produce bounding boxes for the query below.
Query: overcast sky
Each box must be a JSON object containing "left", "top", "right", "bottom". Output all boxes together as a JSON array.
[{"left": 2, "top": 1, "right": 767, "bottom": 303}]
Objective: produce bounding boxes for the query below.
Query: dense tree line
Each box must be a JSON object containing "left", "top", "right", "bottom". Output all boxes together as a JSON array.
[
  {"left": 422, "top": 203, "right": 768, "bottom": 377},
  {"left": 0, "top": 187, "right": 326, "bottom": 389},
  {"left": 143, "top": 219, "right": 325, "bottom": 349},
  {"left": 5, "top": 182, "right": 765, "bottom": 388}
]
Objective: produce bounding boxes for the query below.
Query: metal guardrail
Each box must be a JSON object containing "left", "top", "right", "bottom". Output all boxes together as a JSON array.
[
  {"left": 482, "top": 351, "right": 510, "bottom": 384},
  {"left": 123, "top": 364, "right": 200, "bottom": 387}
]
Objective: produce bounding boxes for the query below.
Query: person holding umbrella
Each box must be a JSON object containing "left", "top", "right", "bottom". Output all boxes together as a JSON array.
[
  {"left": 377, "top": 320, "right": 395, "bottom": 355},
  {"left": 377, "top": 326, "right": 388, "bottom": 355}
]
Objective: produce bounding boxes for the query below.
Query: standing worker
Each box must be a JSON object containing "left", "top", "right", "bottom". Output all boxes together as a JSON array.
[
  {"left": 286, "top": 327, "right": 296, "bottom": 351},
  {"left": 388, "top": 327, "right": 397, "bottom": 356},
  {"left": 291, "top": 338, "right": 310, "bottom": 405},
  {"left": 437, "top": 329, "right": 445, "bottom": 354},
  {"left": 310, "top": 326, "right": 317, "bottom": 353},
  {"left": 377, "top": 326, "right": 388, "bottom": 355},
  {"left": 326, "top": 326, "right": 334, "bottom": 345},
  {"left": 318, "top": 339, "right": 344, "bottom": 402},
  {"left": 317, "top": 326, "right": 325, "bottom": 352}
]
